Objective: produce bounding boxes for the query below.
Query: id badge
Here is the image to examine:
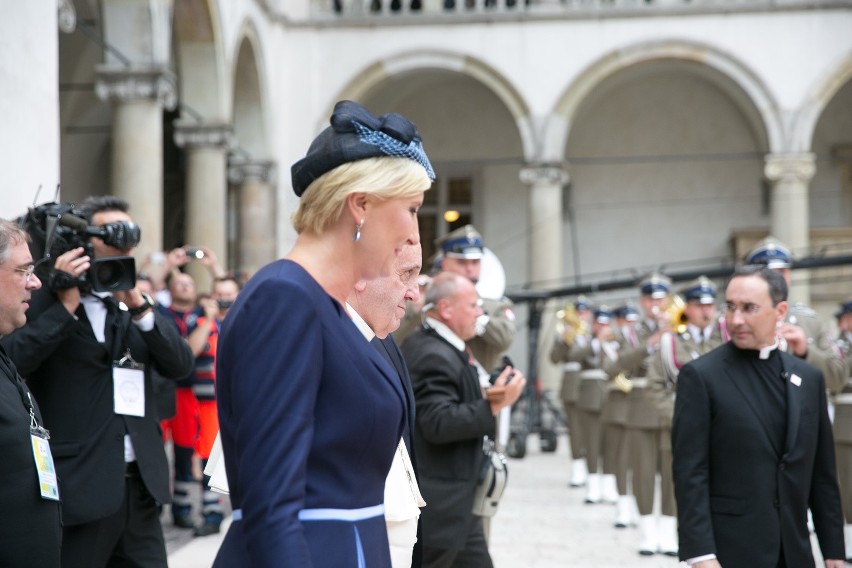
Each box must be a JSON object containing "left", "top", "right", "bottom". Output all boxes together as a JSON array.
[
  {"left": 31, "top": 432, "right": 60, "bottom": 501},
  {"left": 113, "top": 366, "right": 145, "bottom": 417}
]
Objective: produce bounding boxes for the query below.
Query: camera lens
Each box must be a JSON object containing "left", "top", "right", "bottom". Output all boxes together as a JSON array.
[{"left": 96, "top": 260, "right": 126, "bottom": 290}]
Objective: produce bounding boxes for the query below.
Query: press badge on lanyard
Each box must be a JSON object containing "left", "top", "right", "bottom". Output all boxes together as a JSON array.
[
  {"left": 27, "top": 392, "right": 60, "bottom": 501},
  {"left": 113, "top": 348, "right": 145, "bottom": 417}
]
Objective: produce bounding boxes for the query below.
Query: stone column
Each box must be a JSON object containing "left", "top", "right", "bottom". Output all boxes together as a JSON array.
[
  {"left": 764, "top": 153, "right": 816, "bottom": 304},
  {"left": 520, "top": 165, "right": 569, "bottom": 285},
  {"left": 228, "top": 159, "right": 278, "bottom": 278},
  {"left": 520, "top": 164, "right": 569, "bottom": 391},
  {"left": 174, "top": 123, "right": 233, "bottom": 292},
  {"left": 95, "top": 66, "right": 177, "bottom": 262}
]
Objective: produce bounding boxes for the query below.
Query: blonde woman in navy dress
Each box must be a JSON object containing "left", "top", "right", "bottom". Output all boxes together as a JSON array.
[{"left": 213, "top": 100, "right": 434, "bottom": 568}]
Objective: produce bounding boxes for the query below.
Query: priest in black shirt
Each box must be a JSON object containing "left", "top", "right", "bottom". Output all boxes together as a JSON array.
[{"left": 672, "top": 266, "right": 845, "bottom": 568}]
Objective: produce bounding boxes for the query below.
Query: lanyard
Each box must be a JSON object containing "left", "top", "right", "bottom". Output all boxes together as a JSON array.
[{"left": 1, "top": 350, "right": 50, "bottom": 439}]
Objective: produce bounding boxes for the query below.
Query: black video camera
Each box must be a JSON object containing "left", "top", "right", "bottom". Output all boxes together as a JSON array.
[{"left": 18, "top": 202, "right": 140, "bottom": 292}]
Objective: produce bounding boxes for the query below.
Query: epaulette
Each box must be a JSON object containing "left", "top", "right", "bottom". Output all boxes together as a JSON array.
[{"left": 789, "top": 303, "right": 817, "bottom": 317}]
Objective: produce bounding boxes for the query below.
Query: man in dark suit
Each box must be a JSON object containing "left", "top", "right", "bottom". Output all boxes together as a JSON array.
[
  {"left": 1, "top": 196, "right": 193, "bottom": 568},
  {"left": 348, "top": 243, "right": 425, "bottom": 568},
  {"left": 0, "top": 218, "right": 61, "bottom": 567},
  {"left": 672, "top": 265, "right": 845, "bottom": 568},
  {"left": 402, "top": 271, "right": 525, "bottom": 568}
]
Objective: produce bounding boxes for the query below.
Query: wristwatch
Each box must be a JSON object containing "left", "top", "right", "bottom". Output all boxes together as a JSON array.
[{"left": 127, "top": 293, "right": 154, "bottom": 317}]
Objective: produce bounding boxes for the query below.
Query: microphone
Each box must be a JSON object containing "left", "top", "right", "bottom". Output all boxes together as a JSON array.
[{"left": 58, "top": 213, "right": 89, "bottom": 232}]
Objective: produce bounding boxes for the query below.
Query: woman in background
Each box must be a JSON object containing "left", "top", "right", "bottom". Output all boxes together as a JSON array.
[{"left": 213, "top": 100, "right": 434, "bottom": 568}]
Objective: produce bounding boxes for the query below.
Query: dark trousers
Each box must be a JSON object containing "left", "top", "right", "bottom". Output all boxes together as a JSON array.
[
  {"left": 422, "top": 516, "right": 493, "bottom": 568},
  {"left": 61, "top": 463, "right": 167, "bottom": 568}
]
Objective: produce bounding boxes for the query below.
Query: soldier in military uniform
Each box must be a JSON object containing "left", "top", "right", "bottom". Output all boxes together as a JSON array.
[
  {"left": 833, "top": 299, "right": 852, "bottom": 561},
  {"left": 395, "top": 225, "right": 515, "bottom": 374},
  {"left": 744, "top": 236, "right": 846, "bottom": 395},
  {"left": 644, "top": 276, "right": 726, "bottom": 557},
  {"left": 602, "top": 274, "right": 672, "bottom": 536},
  {"left": 572, "top": 306, "right": 620, "bottom": 504},
  {"left": 549, "top": 296, "right": 593, "bottom": 488}
]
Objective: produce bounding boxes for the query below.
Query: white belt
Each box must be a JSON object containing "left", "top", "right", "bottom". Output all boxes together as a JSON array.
[
  {"left": 630, "top": 378, "right": 649, "bottom": 389},
  {"left": 563, "top": 362, "right": 582, "bottom": 372},
  {"left": 835, "top": 393, "right": 852, "bottom": 404},
  {"left": 299, "top": 504, "right": 385, "bottom": 521},
  {"left": 231, "top": 504, "right": 385, "bottom": 523}
]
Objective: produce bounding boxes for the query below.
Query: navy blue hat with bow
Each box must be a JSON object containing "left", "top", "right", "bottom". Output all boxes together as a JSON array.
[{"left": 291, "top": 100, "right": 435, "bottom": 197}]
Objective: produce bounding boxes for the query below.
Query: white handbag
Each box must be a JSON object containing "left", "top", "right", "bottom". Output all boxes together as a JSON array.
[{"left": 472, "top": 437, "right": 508, "bottom": 517}]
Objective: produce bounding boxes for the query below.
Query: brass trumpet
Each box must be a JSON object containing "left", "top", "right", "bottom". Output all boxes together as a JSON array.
[
  {"left": 556, "top": 303, "right": 590, "bottom": 345},
  {"left": 665, "top": 294, "right": 689, "bottom": 334}
]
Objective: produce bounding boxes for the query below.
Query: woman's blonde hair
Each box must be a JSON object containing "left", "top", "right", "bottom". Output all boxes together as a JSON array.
[{"left": 292, "top": 156, "right": 431, "bottom": 235}]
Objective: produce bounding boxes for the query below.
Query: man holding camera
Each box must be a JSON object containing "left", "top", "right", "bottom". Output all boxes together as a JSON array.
[
  {"left": 402, "top": 271, "right": 525, "bottom": 568},
  {"left": 1, "top": 196, "right": 193, "bottom": 568}
]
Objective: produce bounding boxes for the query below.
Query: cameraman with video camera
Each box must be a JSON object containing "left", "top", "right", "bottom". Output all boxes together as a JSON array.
[{"left": 1, "top": 196, "right": 193, "bottom": 568}]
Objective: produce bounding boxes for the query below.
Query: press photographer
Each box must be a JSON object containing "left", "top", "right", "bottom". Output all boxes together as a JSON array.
[
  {"left": 0, "top": 195, "right": 193, "bottom": 568},
  {"left": 20, "top": 200, "right": 138, "bottom": 293}
]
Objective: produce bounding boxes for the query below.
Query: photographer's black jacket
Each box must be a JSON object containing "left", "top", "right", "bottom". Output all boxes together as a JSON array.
[{"left": 0, "top": 287, "right": 192, "bottom": 526}]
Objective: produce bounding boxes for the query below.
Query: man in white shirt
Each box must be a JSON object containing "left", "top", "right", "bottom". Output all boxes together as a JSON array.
[{"left": 401, "top": 272, "right": 525, "bottom": 568}]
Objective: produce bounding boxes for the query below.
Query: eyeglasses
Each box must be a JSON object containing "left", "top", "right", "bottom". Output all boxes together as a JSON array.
[
  {"left": 724, "top": 302, "right": 762, "bottom": 316},
  {"left": 8, "top": 265, "right": 36, "bottom": 282}
]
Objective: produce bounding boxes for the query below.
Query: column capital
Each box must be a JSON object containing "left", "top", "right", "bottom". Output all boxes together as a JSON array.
[
  {"left": 173, "top": 122, "right": 234, "bottom": 150},
  {"left": 764, "top": 153, "right": 816, "bottom": 184},
  {"left": 228, "top": 158, "right": 278, "bottom": 185},
  {"left": 57, "top": 0, "right": 77, "bottom": 33},
  {"left": 519, "top": 164, "right": 570, "bottom": 186},
  {"left": 95, "top": 65, "right": 177, "bottom": 110}
]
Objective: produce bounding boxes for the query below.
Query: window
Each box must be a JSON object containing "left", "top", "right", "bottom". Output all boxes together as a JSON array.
[{"left": 419, "top": 174, "right": 474, "bottom": 263}]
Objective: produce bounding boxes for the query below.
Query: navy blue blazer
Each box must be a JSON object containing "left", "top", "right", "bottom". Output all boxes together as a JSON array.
[
  {"left": 214, "top": 260, "right": 406, "bottom": 568},
  {"left": 672, "top": 342, "right": 845, "bottom": 567}
]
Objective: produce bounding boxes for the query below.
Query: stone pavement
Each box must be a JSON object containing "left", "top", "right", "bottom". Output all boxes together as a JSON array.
[
  {"left": 166, "top": 433, "right": 685, "bottom": 567},
  {"left": 165, "top": 432, "right": 830, "bottom": 567}
]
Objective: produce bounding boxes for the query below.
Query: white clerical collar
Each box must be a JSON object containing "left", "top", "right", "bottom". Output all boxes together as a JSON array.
[
  {"left": 346, "top": 302, "right": 374, "bottom": 342},
  {"left": 424, "top": 317, "right": 466, "bottom": 352},
  {"left": 758, "top": 340, "right": 779, "bottom": 360}
]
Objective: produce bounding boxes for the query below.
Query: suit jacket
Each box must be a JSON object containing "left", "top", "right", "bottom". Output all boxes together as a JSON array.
[
  {"left": 672, "top": 342, "right": 845, "bottom": 567},
  {"left": 373, "top": 335, "right": 417, "bottom": 458},
  {"left": 213, "top": 260, "right": 405, "bottom": 568},
  {"left": 1, "top": 287, "right": 193, "bottom": 526},
  {"left": 372, "top": 334, "right": 423, "bottom": 568},
  {"left": 0, "top": 346, "right": 61, "bottom": 567},
  {"left": 402, "top": 326, "right": 495, "bottom": 551}
]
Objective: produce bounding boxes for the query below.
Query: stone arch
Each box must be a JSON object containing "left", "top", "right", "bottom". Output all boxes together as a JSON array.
[
  {"left": 336, "top": 50, "right": 536, "bottom": 161},
  {"left": 173, "top": 0, "right": 228, "bottom": 120},
  {"left": 231, "top": 21, "right": 269, "bottom": 156},
  {"left": 549, "top": 39, "right": 783, "bottom": 161},
  {"left": 791, "top": 52, "right": 852, "bottom": 153}
]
